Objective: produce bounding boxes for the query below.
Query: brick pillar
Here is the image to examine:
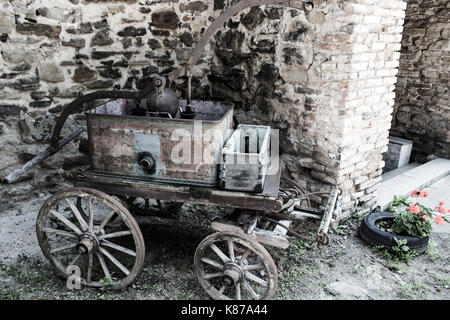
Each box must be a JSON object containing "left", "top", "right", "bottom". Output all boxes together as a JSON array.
[{"left": 279, "top": 0, "right": 407, "bottom": 220}]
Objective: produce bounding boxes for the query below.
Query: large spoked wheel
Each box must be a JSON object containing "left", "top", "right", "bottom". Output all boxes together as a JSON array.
[
  {"left": 36, "top": 187, "right": 145, "bottom": 290},
  {"left": 194, "top": 231, "right": 278, "bottom": 300}
]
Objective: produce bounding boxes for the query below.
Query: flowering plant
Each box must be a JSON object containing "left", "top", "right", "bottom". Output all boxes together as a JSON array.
[{"left": 387, "top": 190, "right": 449, "bottom": 238}]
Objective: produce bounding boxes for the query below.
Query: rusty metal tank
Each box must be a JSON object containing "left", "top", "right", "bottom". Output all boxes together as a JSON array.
[{"left": 86, "top": 99, "right": 234, "bottom": 187}]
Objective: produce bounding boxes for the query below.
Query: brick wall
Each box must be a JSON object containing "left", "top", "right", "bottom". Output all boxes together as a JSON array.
[
  {"left": 0, "top": 0, "right": 408, "bottom": 220},
  {"left": 391, "top": 0, "right": 450, "bottom": 162}
]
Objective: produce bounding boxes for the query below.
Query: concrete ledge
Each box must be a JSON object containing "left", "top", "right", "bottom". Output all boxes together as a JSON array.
[
  {"left": 378, "top": 158, "right": 450, "bottom": 211},
  {"left": 381, "top": 162, "right": 420, "bottom": 181}
]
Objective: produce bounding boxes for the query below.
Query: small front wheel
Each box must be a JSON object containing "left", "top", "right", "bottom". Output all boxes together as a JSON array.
[{"left": 194, "top": 231, "right": 278, "bottom": 300}]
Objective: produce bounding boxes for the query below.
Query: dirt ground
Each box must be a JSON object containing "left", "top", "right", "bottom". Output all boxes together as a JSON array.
[{"left": 0, "top": 189, "right": 449, "bottom": 301}]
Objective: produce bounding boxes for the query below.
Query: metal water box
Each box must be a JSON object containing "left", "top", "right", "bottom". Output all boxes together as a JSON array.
[{"left": 87, "top": 99, "right": 234, "bottom": 187}]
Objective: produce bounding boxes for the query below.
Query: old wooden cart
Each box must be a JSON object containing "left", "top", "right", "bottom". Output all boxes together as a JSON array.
[{"left": 3, "top": 0, "right": 340, "bottom": 300}]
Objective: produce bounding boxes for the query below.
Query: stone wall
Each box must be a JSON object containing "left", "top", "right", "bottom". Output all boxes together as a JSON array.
[
  {"left": 0, "top": 0, "right": 407, "bottom": 220},
  {"left": 391, "top": 0, "right": 450, "bottom": 162}
]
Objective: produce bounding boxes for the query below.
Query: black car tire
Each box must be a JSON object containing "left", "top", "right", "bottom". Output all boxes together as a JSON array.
[{"left": 360, "top": 211, "right": 429, "bottom": 253}]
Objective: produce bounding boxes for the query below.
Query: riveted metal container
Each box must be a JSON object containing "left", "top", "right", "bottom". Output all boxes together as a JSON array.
[{"left": 86, "top": 99, "right": 234, "bottom": 187}]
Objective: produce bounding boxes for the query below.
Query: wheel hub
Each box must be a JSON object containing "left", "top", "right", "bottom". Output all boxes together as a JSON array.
[
  {"left": 221, "top": 263, "right": 243, "bottom": 287},
  {"left": 77, "top": 233, "right": 99, "bottom": 254}
]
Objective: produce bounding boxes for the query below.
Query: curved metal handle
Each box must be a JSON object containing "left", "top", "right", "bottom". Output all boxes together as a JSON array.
[
  {"left": 48, "top": 87, "right": 154, "bottom": 151},
  {"left": 168, "top": 0, "right": 314, "bottom": 82}
]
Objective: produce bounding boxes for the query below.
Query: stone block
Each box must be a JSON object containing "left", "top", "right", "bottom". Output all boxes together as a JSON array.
[
  {"left": 16, "top": 23, "right": 61, "bottom": 39},
  {"left": 383, "top": 136, "right": 412, "bottom": 172},
  {"left": 0, "top": 104, "right": 26, "bottom": 116},
  {"left": 38, "top": 63, "right": 65, "bottom": 83},
  {"left": 0, "top": 12, "right": 15, "bottom": 34},
  {"left": 73, "top": 66, "right": 97, "bottom": 83},
  {"left": 151, "top": 11, "right": 179, "bottom": 30}
]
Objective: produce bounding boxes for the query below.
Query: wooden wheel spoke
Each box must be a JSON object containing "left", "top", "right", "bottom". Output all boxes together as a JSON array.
[
  {"left": 235, "top": 283, "right": 241, "bottom": 300},
  {"left": 99, "top": 230, "right": 132, "bottom": 240},
  {"left": 203, "top": 272, "right": 222, "bottom": 280},
  {"left": 201, "top": 257, "right": 224, "bottom": 270},
  {"left": 96, "top": 210, "right": 117, "bottom": 234},
  {"left": 69, "top": 254, "right": 82, "bottom": 267},
  {"left": 49, "top": 209, "right": 82, "bottom": 235},
  {"left": 242, "top": 264, "right": 264, "bottom": 271},
  {"left": 210, "top": 243, "right": 230, "bottom": 263},
  {"left": 86, "top": 252, "right": 93, "bottom": 283},
  {"left": 238, "top": 248, "right": 251, "bottom": 265},
  {"left": 242, "top": 280, "right": 260, "bottom": 300},
  {"left": 227, "top": 240, "right": 235, "bottom": 262},
  {"left": 43, "top": 227, "right": 78, "bottom": 239},
  {"left": 244, "top": 271, "right": 268, "bottom": 287},
  {"left": 65, "top": 198, "right": 88, "bottom": 232},
  {"left": 50, "top": 243, "right": 77, "bottom": 254},
  {"left": 217, "top": 285, "right": 226, "bottom": 296},
  {"left": 100, "top": 248, "right": 130, "bottom": 276},
  {"left": 88, "top": 197, "right": 94, "bottom": 233},
  {"left": 96, "top": 252, "right": 111, "bottom": 280},
  {"left": 101, "top": 239, "right": 136, "bottom": 257}
]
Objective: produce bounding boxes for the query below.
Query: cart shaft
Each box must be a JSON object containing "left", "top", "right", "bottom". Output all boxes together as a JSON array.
[{"left": 2, "top": 128, "right": 85, "bottom": 184}]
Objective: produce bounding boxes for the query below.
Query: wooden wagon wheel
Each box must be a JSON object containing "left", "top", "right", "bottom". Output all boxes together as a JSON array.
[
  {"left": 125, "top": 197, "right": 183, "bottom": 217},
  {"left": 194, "top": 231, "right": 277, "bottom": 300},
  {"left": 36, "top": 187, "right": 145, "bottom": 290}
]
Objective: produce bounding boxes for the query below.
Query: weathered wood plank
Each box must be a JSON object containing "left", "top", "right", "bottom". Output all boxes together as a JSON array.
[
  {"left": 290, "top": 211, "right": 321, "bottom": 220},
  {"left": 318, "top": 188, "right": 340, "bottom": 236},
  {"left": 273, "top": 220, "right": 291, "bottom": 236},
  {"left": 3, "top": 128, "right": 85, "bottom": 184}
]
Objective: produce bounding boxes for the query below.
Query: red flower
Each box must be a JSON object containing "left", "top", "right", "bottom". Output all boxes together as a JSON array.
[
  {"left": 422, "top": 215, "right": 428, "bottom": 221},
  {"left": 411, "top": 190, "right": 429, "bottom": 198},
  {"left": 411, "top": 190, "right": 422, "bottom": 197},
  {"left": 440, "top": 201, "right": 446, "bottom": 206},
  {"left": 408, "top": 204, "right": 421, "bottom": 214},
  {"left": 436, "top": 206, "right": 446, "bottom": 214},
  {"left": 435, "top": 216, "right": 444, "bottom": 225}
]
